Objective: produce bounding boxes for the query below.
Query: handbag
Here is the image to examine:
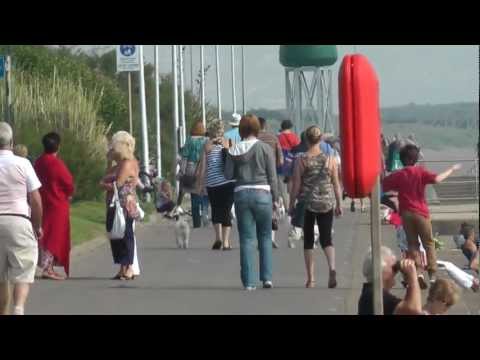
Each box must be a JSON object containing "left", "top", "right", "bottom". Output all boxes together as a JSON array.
[
  {"left": 108, "top": 182, "right": 126, "bottom": 240},
  {"left": 178, "top": 157, "right": 198, "bottom": 188}
]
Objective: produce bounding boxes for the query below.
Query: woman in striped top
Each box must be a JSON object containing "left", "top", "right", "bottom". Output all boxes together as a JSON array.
[{"left": 196, "top": 119, "right": 235, "bottom": 250}]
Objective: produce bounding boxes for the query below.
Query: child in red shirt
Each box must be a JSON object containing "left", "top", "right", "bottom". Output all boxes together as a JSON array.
[{"left": 383, "top": 144, "right": 461, "bottom": 288}]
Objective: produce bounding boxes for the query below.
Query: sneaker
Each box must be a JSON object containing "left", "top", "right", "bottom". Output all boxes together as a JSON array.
[
  {"left": 244, "top": 286, "right": 256, "bottom": 291},
  {"left": 272, "top": 240, "right": 279, "bottom": 249},
  {"left": 350, "top": 202, "right": 356, "bottom": 212},
  {"left": 263, "top": 281, "right": 273, "bottom": 289}
]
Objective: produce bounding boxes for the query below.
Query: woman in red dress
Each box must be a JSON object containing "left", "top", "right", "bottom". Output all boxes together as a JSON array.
[{"left": 34, "top": 132, "right": 75, "bottom": 280}]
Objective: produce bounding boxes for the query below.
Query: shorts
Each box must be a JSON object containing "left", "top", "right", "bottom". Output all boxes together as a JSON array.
[{"left": 0, "top": 216, "right": 38, "bottom": 284}]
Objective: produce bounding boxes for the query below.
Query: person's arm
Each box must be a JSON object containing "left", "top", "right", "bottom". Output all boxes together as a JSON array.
[
  {"left": 382, "top": 172, "right": 399, "bottom": 193},
  {"left": 264, "top": 145, "right": 279, "bottom": 204},
  {"left": 116, "top": 160, "right": 136, "bottom": 187},
  {"left": 434, "top": 163, "right": 461, "bottom": 184},
  {"left": 289, "top": 157, "right": 304, "bottom": 214},
  {"left": 394, "top": 259, "right": 423, "bottom": 315},
  {"left": 29, "top": 190, "right": 43, "bottom": 240},
  {"left": 276, "top": 139, "right": 284, "bottom": 168},
  {"left": 58, "top": 160, "right": 75, "bottom": 198},
  {"left": 329, "top": 157, "right": 343, "bottom": 217}
]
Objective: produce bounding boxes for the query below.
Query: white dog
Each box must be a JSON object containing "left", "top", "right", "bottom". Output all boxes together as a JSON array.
[{"left": 173, "top": 207, "right": 191, "bottom": 249}]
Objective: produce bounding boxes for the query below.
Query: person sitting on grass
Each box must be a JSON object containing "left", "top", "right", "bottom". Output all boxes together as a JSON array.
[{"left": 454, "top": 223, "right": 479, "bottom": 274}]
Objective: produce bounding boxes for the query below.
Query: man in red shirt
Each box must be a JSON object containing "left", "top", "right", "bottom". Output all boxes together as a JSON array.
[{"left": 383, "top": 144, "right": 461, "bottom": 288}]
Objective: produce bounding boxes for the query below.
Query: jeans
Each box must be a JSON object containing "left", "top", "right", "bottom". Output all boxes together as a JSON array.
[
  {"left": 191, "top": 194, "right": 209, "bottom": 228},
  {"left": 234, "top": 189, "right": 273, "bottom": 287}
]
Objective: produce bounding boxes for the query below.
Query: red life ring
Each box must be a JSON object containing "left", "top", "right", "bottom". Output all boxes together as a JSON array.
[{"left": 339, "top": 54, "right": 381, "bottom": 198}]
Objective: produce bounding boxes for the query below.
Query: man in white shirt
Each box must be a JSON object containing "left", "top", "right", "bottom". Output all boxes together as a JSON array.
[{"left": 0, "top": 122, "right": 43, "bottom": 315}]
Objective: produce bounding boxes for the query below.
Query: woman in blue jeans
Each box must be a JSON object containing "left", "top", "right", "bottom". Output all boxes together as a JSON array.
[{"left": 225, "top": 115, "right": 279, "bottom": 291}]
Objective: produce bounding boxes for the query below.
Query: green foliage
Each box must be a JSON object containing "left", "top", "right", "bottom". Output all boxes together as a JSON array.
[
  {"left": 0, "top": 71, "right": 109, "bottom": 201},
  {"left": 0, "top": 45, "right": 128, "bottom": 131},
  {"left": 70, "top": 201, "right": 106, "bottom": 246}
]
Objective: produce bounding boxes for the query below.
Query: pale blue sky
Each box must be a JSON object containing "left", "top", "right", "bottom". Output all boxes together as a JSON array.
[{"left": 83, "top": 45, "right": 478, "bottom": 112}]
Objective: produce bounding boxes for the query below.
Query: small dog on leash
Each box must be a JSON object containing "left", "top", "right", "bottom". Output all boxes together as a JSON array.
[{"left": 172, "top": 207, "right": 191, "bottom": 249}]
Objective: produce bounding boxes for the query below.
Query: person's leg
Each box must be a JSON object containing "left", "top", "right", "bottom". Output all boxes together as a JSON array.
[
  {"left": 360, "top": 198, "right": 367, "bottom": 212},
  {"left": 201, "top": 195, "right": 210, "bottom": 227},
  {"left": 190, "top": 194, "right": 202, "bottom": 229},
  {"left": 12, "top": 283, "right": 30, "bottom": 315},
  {"left": 221, "top": 183, "right": 234, "bottom": 249},
  {"left": 417, "top": 215, "right": 438, "bottom": 279},
  {"left": 253, "top": 191, "right": 273, "bottom": 284},
  {"left": 207, "top": 187, "right": 223, "bottom": 249},
  {"left": 303, "top": 209, "right": 316, "bottom": 287},
  {"left": 222, "top": 226, "right": 231, "bottom": 249},
  {"left": 0, "top": 282, "right": 10, "bottom": 315},
  {"left": 122, "top": 217, "right": 135, "bottom": 279},
  {"left": 317, "top": 210, "right": 336, "bottom": 288},
  {"left": 402, "top": 211, "right": 428, "bottom": 289},
  {"left": 176, "top": 186, "right": 185, "bottom": 207},
  {"left": 235, "top": 191, "right": 256, "bottom": 288}
]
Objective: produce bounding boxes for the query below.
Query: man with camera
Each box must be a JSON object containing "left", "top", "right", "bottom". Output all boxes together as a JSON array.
[{"left": 358, "top": 246, "right": 422, "bottom": 315}]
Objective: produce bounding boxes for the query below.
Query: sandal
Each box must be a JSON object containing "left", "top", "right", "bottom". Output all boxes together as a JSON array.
[
  {"left": 212, "top": 240, "right": 222, "bottom": 250},
  {"left": 42, "top": 270, "right": 65, "bottom": 281},
  {"left": 222, "top": 245, "right": 233, "bottom": 251}
]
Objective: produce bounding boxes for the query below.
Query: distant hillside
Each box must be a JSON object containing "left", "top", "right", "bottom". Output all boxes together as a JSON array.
[{"left": 245, "top": 102, "right": 479, "bottom": 151}]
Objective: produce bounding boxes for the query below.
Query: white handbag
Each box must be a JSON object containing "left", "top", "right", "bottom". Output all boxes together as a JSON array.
[{"left": 109, "top": 182, "right": 126, "bottom": 240}]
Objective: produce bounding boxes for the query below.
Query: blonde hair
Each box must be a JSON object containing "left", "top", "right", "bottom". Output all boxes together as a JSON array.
[
  {"left": 427, "top": 278, "right": 460, "bottom": 307},
  {"left": 13, "top": 144, "right": 28, "bottom": 158},
  {"left": 305, "top": 125, "right": 322, "bottom": 145},
  {"left": 207, "top": 119, "right": 224, "bottom": 140},
  {"left": 111, "top": 131, "right": 136, "bottom": 161}
]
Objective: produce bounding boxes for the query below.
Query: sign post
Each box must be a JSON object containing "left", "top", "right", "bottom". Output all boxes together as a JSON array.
[
  {"left": 116, "top": 45, "right": 140, "bottom": 135},
  {"left": 2, "top": 56, "right": 12, "bottom": 126}
]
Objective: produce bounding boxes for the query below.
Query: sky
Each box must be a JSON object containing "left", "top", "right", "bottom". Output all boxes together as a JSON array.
[{"left": 83, "top": 45, "right": 478, "bottom": 113}]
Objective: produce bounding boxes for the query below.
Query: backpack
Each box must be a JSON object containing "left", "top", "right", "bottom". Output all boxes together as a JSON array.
[{"left": 278, "top": 149, "right": 295, "bottom": 177}]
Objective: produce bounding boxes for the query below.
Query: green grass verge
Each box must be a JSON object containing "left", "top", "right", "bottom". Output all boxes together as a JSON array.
[
  {"left": 70, "top": 199, "right": 156, "bottom": 247},
  {"left": 70, "top": 201, "right": 106, "bottom": 247}
]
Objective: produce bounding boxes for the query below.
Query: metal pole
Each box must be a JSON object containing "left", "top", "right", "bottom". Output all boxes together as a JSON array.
[
  {"left": 4, "top": 56, "right": 12, "bottom": 126},
  {"left": 231, "top": 45, "right": 237, "bottom": 114},
  {"left": 215, "top": 45, "right": 222, "bottom": 119},
  {"left": 128, "top": 72, "right": 133, "bottom": 135},
  {"left": 241, "top": 45, "right": 246, "bottom": 115},
  {"left": 179, "top": 45, "right": 186, "bottom": 146},
  {"left": 370, "top": 176, "right": 384, "bottom": 315},
  {"left": 200, "top": 45, "right": 206, "bottom": 127},
  {"left": 172, "top": 45, "right": 180, "bottom": 196},
  {"left": 190, "top": 45, "right": 194, "bottom": 92},
  {"left": 154, "top": 45, "right": 162, "bottom": 179},
  {"left": 138, "top": 46, "right": 151, "bottom": 201}
]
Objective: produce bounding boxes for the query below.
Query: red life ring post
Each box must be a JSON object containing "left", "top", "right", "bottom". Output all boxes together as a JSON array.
[{"left": 339, "top": 54, "right": 383, "bottom": 315}]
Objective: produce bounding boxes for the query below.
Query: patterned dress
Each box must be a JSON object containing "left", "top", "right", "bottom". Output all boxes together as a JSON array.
[{"left": 299, "top": 153, "right": 334, "bottom": 214}]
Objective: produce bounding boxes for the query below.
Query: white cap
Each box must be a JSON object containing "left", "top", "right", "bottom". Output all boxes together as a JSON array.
[{"left": 230, "top": 113, "right": 241, "bottom": 126}]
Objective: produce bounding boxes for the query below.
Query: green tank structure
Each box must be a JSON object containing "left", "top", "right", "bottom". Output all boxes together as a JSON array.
[{"left": 279, "top": 45, "right": 338, "bottom": 68}]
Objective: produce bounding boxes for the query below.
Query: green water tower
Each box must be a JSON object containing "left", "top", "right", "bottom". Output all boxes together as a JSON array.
[{"left": 280, "top": 45, "right": 338, "bottom": 133}]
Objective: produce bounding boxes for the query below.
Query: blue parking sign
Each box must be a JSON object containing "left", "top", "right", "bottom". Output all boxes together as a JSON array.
[{"left": 0, "top": 56, "right": 5, "bottom": 79}]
